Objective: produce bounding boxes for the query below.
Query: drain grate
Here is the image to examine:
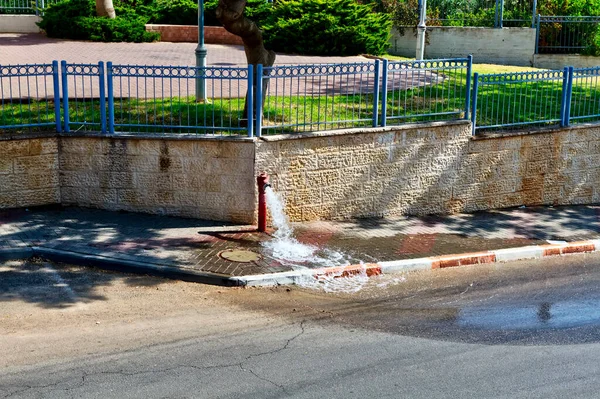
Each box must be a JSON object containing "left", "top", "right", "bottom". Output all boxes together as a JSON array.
[{"left": 219, "top": 249, "right": 262, "bottom": 263}]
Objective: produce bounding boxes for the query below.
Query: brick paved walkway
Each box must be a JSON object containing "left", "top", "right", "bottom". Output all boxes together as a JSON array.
[{"left": 1, "top": 205, "right": 600, "bottom": 282}]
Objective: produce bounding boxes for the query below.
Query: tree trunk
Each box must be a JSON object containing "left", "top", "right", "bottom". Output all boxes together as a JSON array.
[
  {"left": 96, "top": 0, "right": 116, "bottom": 19},
  {"left": 216, "top": 0, "right": 275, "bottom": 124}
]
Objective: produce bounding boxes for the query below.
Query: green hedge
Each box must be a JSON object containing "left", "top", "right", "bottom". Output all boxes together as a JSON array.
[
  {"left": 38, "top": 0, "right": 391, "bottom": 56},
  {"left": 37, "top": 0, "right": 159, "bottom": 42},
  {"left": 262, "top": 0, "right": 391, "bottom": 56}
]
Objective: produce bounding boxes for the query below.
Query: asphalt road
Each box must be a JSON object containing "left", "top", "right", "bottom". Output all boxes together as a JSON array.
[{"left": 3, "top": 253, "right": 600, "bottom": 398}]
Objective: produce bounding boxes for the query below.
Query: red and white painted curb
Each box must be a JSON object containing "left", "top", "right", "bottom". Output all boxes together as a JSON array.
[{"left": 235, "top": 240, "right": 600, "bottom": 287}]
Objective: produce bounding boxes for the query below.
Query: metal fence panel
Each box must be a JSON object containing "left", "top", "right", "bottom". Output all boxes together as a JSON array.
[
  {"left": 0, "top": 61, "right": 60, "bottom": 133},
  {"left": 258, "top": 62, "right": 378, "bottom": 135},
  {"left": 536, "top": 16, "right": 600, "bottom": 55},
  {"left": 569, "top": 66, "right": 600, "bottom": 125},
  {"left": 61, "top": 61, "right": 106, "bottom": 133},
  {"left": 107, "top": 64, "right": 252, "bottom": 136},
  {"left": 384, "top": 58, "right": 471, "bottom": 126},
  {"left": 471, "top": 69, "right": 567, "bottom": 134}
]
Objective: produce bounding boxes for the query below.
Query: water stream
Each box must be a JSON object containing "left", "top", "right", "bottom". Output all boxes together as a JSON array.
[{"left": 261, "top": 186, "right": 377, "bottom": 293}]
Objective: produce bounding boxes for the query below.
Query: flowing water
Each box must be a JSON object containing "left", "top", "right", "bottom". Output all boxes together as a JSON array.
[{"left": 261, "top": 186, "right": 400, "bottom": 293}]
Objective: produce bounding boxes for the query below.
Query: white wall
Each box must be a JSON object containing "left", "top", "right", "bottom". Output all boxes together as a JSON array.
[
  {"left": 533, "top": 54, "right": 600, "bottom": 70},
  {"left": 0, "top": 15, "right": 41, "bottom": 33},
  {"left": 389, "top": 27, "right": 536, "bottom": 66}
]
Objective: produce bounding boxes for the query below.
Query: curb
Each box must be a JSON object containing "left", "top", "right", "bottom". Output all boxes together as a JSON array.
[
  {"left": 32, "top": 247, "right": 245, "bottom": 287},
  {"left": 1, "top": 240, "right": 598, "bottom": 288},
  {"left": 236, "top": 240, "right": 600, "bottom": 287}
]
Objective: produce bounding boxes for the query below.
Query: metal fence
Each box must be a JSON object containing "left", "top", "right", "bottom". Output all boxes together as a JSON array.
[
  {"left": 258, "top": 62, "right": 378, "bottom": 135},
  {"left": 536, "top": 16, "right": 600, "bottom": 54},
  {"left": 108, "top": 63, "right": 253, "bottom": 136},
  {"left": 471, "top": 67, "right": 600, "bottom": 134},
  {"left": 0, "top": 0, "right": 57, "bottom": 15},
  {"left": 0, "top": 61, "right": 60, "bottom": 132},
  {"left": 382, "top": 57, "right": 472, "bottom": 126},
  {"left": 0, "top": 58, "right": 472, "bottom": 136},
  {"left": 4, "top": 57, "right": 598, "bottom": 137},
  {"left": 426, "top": 0, "right": 537, "bottom": 28}
]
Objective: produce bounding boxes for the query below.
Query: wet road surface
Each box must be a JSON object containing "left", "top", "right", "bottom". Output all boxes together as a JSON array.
[{"left": 3, "top": 253, "right": 600, "bottom": 397}]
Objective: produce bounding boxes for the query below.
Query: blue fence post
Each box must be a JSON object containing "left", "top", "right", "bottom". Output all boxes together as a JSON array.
[
  {"left": 380, "top": 59, "right": 389, "bottom": 127},
  {"left": 560, "top": 66, "right": 570, "bottom": 127},
  {"left": 255, "top": 64, "right": 263, "bottom": 137},
  {"left": 98, "top": 61, "right": 107, "bottom": 134},
  {"left": 535, "top": 15, "right": 541, "bottom": 54},
  {"left": 470, "top": 73, "right": 479, "bottom": 136},
  {"left": 564, "top": 66, "right": 574, "bottom": 127},
  {"left": 51, "top": 60, "right": 61, "bottom": 133},
  {"left": 247, "top": 64, "right": 254, "bottom": 137},
  {"left": 372, "top": 59, "right": 380, "bottom": 128},
  {"left": 60, "top": 60, "right": 70, "bottom": 133},
  {"left": 107, "top": 62, "right": 115, "bottom": 134},
  {"left": 464, "top": 55, "right": 473, "bottom": 120}
]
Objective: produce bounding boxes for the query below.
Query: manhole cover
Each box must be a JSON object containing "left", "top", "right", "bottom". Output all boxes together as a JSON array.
[{"left": 219, "top": 249, "right": 262, "bottom": 263}]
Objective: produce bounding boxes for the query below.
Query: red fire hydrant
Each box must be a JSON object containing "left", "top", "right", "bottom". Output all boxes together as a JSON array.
[{"left": 257, "top": 173, "right": 270, "bottom": 232}]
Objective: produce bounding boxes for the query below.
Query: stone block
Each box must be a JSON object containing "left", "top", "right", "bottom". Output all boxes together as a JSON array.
[
  {"left": 0, "top": 175, "right": 14, "bottom": 192},
  {"left": 306, "top": 169, "right": 341, "bottom": 187},
  {"left": 60, "top": 138, "right": 103, "bottom": 154},
  {"left": 60, "top": 171, "right": 100, "bottom": 188},
  {"left": 29, "top": 138, "right": 58, "bottom": 155},
  {"left": 60, "top": 186, "right": 89, "bottom": 205},
  {"left": 59, "top": 154, "right": 95, "bottom": 171},
  {"left": 0, "top": 192, "right": 17, "bottom": 208},
  {"left": 0, "top": 140, "right": 30, "bottom": 158},
  {"left": 13, "top": 154, "right": 58, "bottom": 173},
  {"left": 0, "top": 158, "right": 12, "bottom": 175},
  {"left": 222, "top": 175, "right": 254, "bottom": 194},
  {"left": 16, "top": 188, "right": 59, "bottom": 207},
  {"left": 288, "top": 155, "right": 319, "bottom": 171},
  {"left": 13, "top": 172, "right": 59, "bottom": 191},
  {"left": 87, "top": 187, "right": 118, "bottom": 205},
  {"left": 134, "top": 173, "right": 172, "bottom": 191},
  {"left": 100, "top": 171, "right": 134, "bottom": 189},
  {"left": 220, "top": 142, "right": 254, "bottom": 159},
  {"left": 351, "top": 147, "right": 391, "bottom": 166}
]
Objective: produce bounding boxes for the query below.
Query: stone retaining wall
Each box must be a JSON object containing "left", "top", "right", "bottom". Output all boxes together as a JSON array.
[
  {"left": 255, "top": 121, "right": 600, "bottom": 221},
  {"left": 145, "top": 24, "right": 243, "bottom": 45},
  {"left": 2, "top": 122, "right": 600, "bottom": 223},
  {"left": 58, "top": 136, "right": 255, "bottom": 223},
  {"left": 0, "top": 136, "right": 60, "bottom": 208}
]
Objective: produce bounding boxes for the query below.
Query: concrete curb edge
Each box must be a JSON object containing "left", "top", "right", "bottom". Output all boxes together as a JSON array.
[
  {"left": 236, "top": 240, "right": 600, "bottom": 287},
  {"left": 1, "top": 241, "right": 598, "bottom": 288}
]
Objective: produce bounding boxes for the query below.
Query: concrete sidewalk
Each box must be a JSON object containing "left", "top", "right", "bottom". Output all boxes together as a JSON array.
[{"left": 1, "top": 205, "right": 600, "bottom": 286}]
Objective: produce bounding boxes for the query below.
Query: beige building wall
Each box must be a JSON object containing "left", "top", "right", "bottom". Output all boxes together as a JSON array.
[
  {"left": 255, "top": 121, "right": 600, "bottom": 221},
  {"left": 0, "top": 136, "right": 60, "bottom": 209},
  {"left": 58, "top": 136, "right": 256, "bottom": 224}
]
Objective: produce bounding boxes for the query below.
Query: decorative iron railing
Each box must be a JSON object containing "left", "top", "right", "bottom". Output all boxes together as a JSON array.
[
  {"left": 470, "top": 66, "right": 600, "bottom": 134},
  {"left": 2, "top": 57, "right": 599, "bottom": 137},
  {"left": 0, "top": 58, "right": 472, "bottom": 136}
]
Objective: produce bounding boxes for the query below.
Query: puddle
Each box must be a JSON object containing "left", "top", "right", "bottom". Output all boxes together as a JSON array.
[{"left": 459, "top": 299, "right": 600, "bottom": 330}]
